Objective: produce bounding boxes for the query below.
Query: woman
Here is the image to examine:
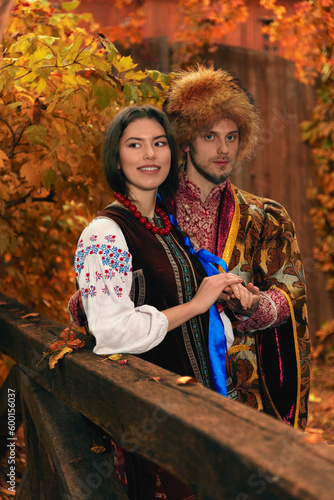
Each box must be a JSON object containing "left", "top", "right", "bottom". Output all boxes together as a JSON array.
[{"left": 71, "top": 105, "right": 253, "bottom": 499}]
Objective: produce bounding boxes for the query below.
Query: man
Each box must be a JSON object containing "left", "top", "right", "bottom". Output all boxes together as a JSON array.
[{"left": 165, "top": 65, "right": 310, "bottom": 430}]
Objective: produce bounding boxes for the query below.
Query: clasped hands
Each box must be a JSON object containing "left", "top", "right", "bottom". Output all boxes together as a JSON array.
[
  {"left": 218, "top": 281, "right": 260, "bottom": 316},
  {"left": 192, "top": 272, "right": 260, "bottom": 317}
]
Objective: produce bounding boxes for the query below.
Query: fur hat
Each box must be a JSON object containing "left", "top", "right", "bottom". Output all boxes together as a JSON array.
[{"left": 164, "top": 65, "right": 261, "bottom": 161}]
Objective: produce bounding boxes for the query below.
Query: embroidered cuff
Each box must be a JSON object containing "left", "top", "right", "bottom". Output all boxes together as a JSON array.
[{"left": 236, "top": 288, "right": 290, "bottom": 333}]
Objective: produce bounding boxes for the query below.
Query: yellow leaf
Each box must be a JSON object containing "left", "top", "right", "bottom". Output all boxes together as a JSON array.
[
  {"left": 176, "top": 376, "right": 198, "bottom": 385},
  {"left": 113, "top": 55, "right": 138, "bottom": 74},
  {"left": 108, "top": 353, "right": 122, "bottom": 361},
  {"left": 35, "top": 76, "right": 47, "bottom": 94},
  {"left": 62, "top": 73, "right": 82, "bottom": 88},
  {"left": 49, "top": 346, "right": 73, "bottom": 369},
  {"left": 61, "top": 33, "right": 85, "bottom": 63},
  {"left": 89, "top": 54, "right": 111, "bottom": 73},
  {"left": 61, "top": 0, "right": 80, "bottom": 12},
  {"left": 28, "top": 46, "right": 52, "bottom": 69},
  {"left": 149, "top": 377, "right": 165, "bottom": 382}
]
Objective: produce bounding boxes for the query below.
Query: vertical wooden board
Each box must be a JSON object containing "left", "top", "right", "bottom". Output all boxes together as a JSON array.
[
  {"left": 249, "top": 50, "right": 274, "bottom": 199},
  {"left": 244, "top": 50, "right": 268, "bottom": 196},
  {"left": 148, "top": 36, "right": 170, "bottom": 73},
  {"left": 283, "top": 62, "right": 303, "bottom": 224},
  {"left": 215, "top": 47, "right": 271, "bottom": 197},
  {"left": 260, "top": 54, "right": 285, "bottom": 202},
  {"left": 145, "top": 0, "right": 178, "bottom": 39}
]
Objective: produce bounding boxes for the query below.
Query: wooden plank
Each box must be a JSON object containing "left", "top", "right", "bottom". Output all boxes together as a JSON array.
[
  {"left": 20, "top": 394, "right": 60, "bottom": 500},
  {"left": 18, "top": 369, "right": 128, "bottom": 500},
  {"left": 0, "top": 366, "right": 22, "bottom": 455},
  {"left": 0, "top": 293, "right": 334, "bottom": 499}
]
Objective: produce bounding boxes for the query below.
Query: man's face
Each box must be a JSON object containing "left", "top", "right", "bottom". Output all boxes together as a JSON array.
[{"left": 185, "top": 118, "right": 239, "bottom": 186}]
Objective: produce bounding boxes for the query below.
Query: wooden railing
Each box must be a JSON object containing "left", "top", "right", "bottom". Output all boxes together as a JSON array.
[{"left": 0, "top": 292, "right": 333, "bottom": 500}]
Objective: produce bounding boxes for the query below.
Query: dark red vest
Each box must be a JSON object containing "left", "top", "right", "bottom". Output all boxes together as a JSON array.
[{"left": 98, "top": 206, "right": 213, "bottom": 387}]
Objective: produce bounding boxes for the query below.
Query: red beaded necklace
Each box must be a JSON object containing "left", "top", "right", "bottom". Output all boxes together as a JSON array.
[{"left": 114, "top": 192, "right": 172, "bottom": 236}]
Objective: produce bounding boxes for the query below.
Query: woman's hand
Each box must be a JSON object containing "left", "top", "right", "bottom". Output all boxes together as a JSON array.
[
  {"left": 220, "top": 282, "right": 260, "bottom": 316},
  {"left": 191, "top": 273, "right": 244, "bottom": 315},
  {"left": 162, "top": 273, "right": 243, "bottom": 332}
]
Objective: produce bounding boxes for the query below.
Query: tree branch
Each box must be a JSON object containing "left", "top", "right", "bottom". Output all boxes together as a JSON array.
[{"left": 5, "top": 186, "right": 56, "bottom": 208}]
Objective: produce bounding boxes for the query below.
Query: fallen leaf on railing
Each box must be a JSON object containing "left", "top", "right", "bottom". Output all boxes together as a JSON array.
[
  {"left": 49, "top": 346, "right": 73, "bottom": 369},
  {"left": 60, "top": 327, "right": 75, "bottom": 341},
  {"left": 67, "top": 338, "right": 86, "bottom": 350},
  {"left": 49, "top": 340, "right": 66, "bottom": 352},
  {"left": 37, "top": 327, "right": 86, "bottom": 369},
  {"left": 69, "top": 457, "right": 84, "bottom": 464},
  {"left": 150, "top": 377, "right": 166, "bottom": 382},
  {"left": 91, "top": 443, "right": 106, "bottom": 454},
  {"left": 108, "top": 353, "right": 123, "bottom": 361},
  {"left": 119, "top": 359, "right": 128, "bottom": 365},
  {"left": 21, "top": 312, "right": 40, "bottom": 319},
  {"left": 176, "top": 376, "right": 198, "bottom": 385}
]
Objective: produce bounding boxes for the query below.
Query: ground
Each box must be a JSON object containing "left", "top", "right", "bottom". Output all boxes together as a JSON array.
[
  {"left": 306, "top": 357, "right": 334, "bottom": 444},
  {"left": 0, "top": 357, "right": 333, "bottom": 498}
]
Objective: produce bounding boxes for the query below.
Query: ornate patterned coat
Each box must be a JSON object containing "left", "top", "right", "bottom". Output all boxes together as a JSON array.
[
  {"left": 173, "top": 179, "right": 311, "bottom": 430},
  {"left": 215, "top": 182, "right": 311, "bottom": 430}
]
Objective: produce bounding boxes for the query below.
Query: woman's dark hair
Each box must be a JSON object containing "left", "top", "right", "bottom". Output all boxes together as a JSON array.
[{"left": 103, "top": 105, "right": 179, "bottom": 201}]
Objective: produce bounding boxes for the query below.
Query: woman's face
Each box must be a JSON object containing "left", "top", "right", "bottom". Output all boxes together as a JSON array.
[{"left": 118, "top": 118, "right": 171, "bottom": 197}]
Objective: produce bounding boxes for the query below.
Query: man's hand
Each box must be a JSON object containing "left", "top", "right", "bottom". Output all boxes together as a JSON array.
[{"left": 219, "top": 282, "right": 260, "bottom": 316}]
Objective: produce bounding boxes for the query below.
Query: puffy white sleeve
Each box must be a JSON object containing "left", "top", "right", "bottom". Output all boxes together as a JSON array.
[{"left": 74, "top": 217, "right": 168, "bottom": 355}]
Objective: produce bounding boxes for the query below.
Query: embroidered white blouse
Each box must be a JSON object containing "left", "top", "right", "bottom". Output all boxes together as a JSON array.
[
  {"left": 75, "top": 217, "right": 169, "bottom": 355},
  {"left": 75, "top": 216, "right": 234, "bottom": 356}
]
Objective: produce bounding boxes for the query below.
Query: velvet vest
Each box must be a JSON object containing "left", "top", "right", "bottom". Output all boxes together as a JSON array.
[{"left": 98, "top": 205, "right": 213, "bottom": 388}]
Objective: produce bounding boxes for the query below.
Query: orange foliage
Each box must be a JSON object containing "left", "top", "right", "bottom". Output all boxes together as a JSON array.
[
  {"left": 172, "top": 0, "right": 248, "bottom": 65},
  {"left": 312, "top": 318, "right": 334, "bottom": 361},
  {"left": 261, "top": 0, "right": 334, "bottom": 85},
  {"left": 0, "top": 0, "right": 171, "bottom": 324}
]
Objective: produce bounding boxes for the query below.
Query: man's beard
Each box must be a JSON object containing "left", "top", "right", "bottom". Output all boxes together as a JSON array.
[{"left": 188, "top": 144, "right": 232, "bottom": 185}]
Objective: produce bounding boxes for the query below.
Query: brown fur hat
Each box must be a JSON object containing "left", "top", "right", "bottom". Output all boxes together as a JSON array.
[{"left": 164, "top": 65, "right": 261, "bottom": 161}]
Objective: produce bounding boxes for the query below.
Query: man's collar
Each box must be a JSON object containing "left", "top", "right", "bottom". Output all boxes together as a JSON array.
[{"left": 179, "top": 163, "right": 228, "bottom": 202}]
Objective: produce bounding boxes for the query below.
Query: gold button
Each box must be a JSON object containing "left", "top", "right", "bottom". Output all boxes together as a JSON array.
[
  {"left": 184, "top": 204, "right": 189, "bottom": 210},
  {"left": 188, "top": 231, "right": 193, "bottom": 237},
  {"left": 185, "top": 216, "right": 190, "bottom": 222}
]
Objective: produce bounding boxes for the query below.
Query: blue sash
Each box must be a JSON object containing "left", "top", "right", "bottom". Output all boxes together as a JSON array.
[{"left": 168, "top": 212, "right": 229, "bottom": 396}]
